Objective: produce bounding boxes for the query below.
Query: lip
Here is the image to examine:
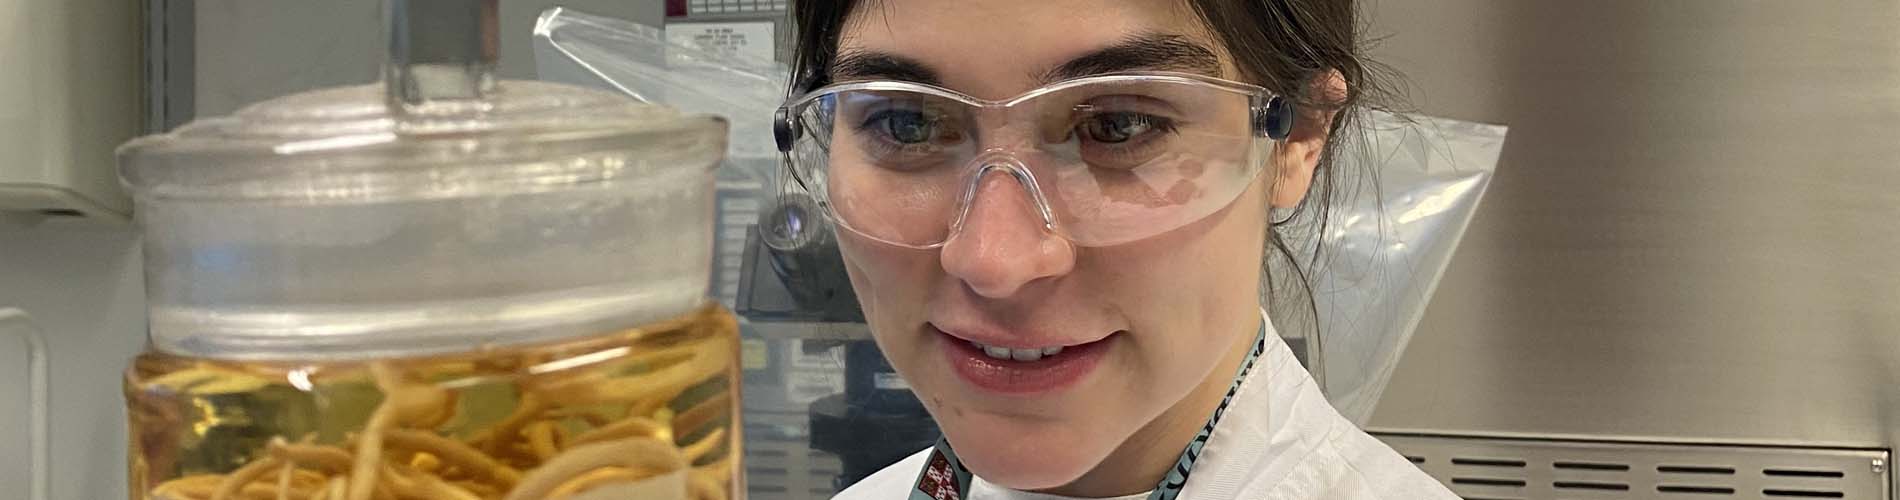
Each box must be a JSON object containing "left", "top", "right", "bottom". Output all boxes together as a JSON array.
[
  {"left": 932, "top": 323, "right": 1112, "bottom": 395},
  {"left": 929, "top": 321, "right": 1105, "bottom": 349}
]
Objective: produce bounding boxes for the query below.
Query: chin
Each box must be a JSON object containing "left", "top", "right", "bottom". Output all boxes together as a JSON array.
[{"left": 938, "top": 414, "right": 1113, "bottom": 490}]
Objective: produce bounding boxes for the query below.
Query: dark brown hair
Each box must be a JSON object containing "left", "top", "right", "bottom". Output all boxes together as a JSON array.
[{"left": 787, "top": 0, "right": 1400, "bottom": 335}]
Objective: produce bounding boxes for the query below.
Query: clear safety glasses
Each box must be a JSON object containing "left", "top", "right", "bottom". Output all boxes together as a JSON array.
[{"left": 773, "top": 72, "right": 1297, "bottom": 248}]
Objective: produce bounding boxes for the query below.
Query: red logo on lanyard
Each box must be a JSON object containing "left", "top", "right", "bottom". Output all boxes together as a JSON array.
[{"left": 920, "top": 453, "right": 961, "bottom": 500}]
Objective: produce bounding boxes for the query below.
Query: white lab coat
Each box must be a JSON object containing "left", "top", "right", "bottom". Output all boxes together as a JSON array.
[{"left": 832, "top": 317, "right": 1457, "bottom": 500}]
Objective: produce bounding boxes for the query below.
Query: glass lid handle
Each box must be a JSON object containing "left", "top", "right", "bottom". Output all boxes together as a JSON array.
[{"left": 385, "top": 0, "right": 500, "bottom": 107}]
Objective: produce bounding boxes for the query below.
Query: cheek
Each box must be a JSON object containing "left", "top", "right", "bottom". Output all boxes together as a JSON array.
[
  {"left": 836, "top": 233, "right": 939, "bottom": 327},
  {"left": 1084, "top": 178, "right": 1270, "bottom": 363},
  {"left": 836, "top": 235, "right": 960, "bottom": 409}
]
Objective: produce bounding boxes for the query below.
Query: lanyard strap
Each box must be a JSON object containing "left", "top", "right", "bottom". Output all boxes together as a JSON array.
[{"left": 911, "top": 324, "right": 1269, "bottom": 500}]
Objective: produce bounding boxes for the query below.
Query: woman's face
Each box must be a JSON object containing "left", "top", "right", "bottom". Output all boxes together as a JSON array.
[{"left": 831, "top": 0, "right": 1310, "bottom": 491}]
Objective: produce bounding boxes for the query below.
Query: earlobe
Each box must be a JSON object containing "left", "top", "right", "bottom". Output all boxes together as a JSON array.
[
  {"left": 1268, "top": 139, "right": 1318, "bottom": 209},
  {"left": 1267, "top": 69, "right": 1348, "bottom": 209}
]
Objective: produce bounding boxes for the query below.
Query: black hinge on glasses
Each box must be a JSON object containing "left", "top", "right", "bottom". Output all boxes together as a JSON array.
[
  {"left": 775, "top": 107, "right": 798, "bottom": 153},
  {"left": 1257, "top": 96, "right": 1297, "bottom": 140}
]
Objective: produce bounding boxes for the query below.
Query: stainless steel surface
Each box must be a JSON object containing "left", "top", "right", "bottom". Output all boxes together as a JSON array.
[
  {"left": 1361, "top": 0, "right": 1900, "bottom": 493},
  {"left": 1378, "top": 433, "right": 1892, "bottom": 500},
  {"left": 0, "top": 227, "right": 148, "bottom": 500},
  {"left": 0, "top": 310, "right": 50, "bottom": 500}
]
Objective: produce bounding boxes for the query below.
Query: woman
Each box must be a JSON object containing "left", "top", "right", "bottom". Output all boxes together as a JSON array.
[{"left": 772, "top": 0, "right": 1456, "bottom": 498}]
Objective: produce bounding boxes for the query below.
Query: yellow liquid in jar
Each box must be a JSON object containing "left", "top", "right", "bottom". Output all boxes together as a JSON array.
[{"left": 125, "top": 303, "right": 740, "bottom": 500}]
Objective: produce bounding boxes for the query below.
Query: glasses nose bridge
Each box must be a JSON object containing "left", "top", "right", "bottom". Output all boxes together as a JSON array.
[
  {"left": 970, "top": 102, "right": 1043, "bottom": 147},
  {"left": 951, "top": 153, "right": 1061, "bottom": 237}
]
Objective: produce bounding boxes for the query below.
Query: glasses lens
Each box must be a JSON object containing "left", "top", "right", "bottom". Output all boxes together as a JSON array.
[
  {"left": 797, "top": 89, "right": 978, "bottom": 246},
  {"left": 790, "top": 77, "right": 1268, "bottom": 248},
  {"left": 1032, "top": 79, "right": 1264, "bottom": 246}
]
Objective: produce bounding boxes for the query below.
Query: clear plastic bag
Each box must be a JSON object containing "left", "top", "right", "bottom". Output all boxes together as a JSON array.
[
  {"left": 532, "top": 7, "right": 787, "bottom": 166},
  {"left": 533, "top": 7, "right": 793, "bottom": 306},
  {"left": 1269, "top": 111, "right": 1507, "bottom": 424}
]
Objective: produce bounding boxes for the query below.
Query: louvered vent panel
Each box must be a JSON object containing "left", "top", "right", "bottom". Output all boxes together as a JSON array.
[{"left": 1376, "top": 433, "right": 1890, "bottom": 500}]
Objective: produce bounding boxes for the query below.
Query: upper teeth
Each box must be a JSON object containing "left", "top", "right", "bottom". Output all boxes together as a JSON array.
[{"left": 972, "top": 341, "right": 1064, "bottom": 361}]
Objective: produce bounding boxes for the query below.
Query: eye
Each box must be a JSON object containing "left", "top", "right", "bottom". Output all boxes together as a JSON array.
[
  {"left": 1080, "top": 112, "right": 1164, "bottom": 144},
  {"left": 866, "top": 109, "right": 937, "bottom": 144},
  {"left": 848, "top": 106, "right": 967, "bottom": 171},
  {"left": 1067, "top": 110, "right": 1178, "bottom": 170}
]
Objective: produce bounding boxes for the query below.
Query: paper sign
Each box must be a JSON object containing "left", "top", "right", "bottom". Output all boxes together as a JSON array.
[{"left": 665, "top": 21, "right": 776, "bottom": 62}]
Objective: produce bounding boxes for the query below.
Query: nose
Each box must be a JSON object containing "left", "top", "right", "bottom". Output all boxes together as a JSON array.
[{"left": 940, "top": 165, "right": 1076, "bottom": 298}]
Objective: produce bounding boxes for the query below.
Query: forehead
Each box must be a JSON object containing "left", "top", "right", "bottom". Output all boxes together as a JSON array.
[{"left": 837, "top": 0, "right": 1227, "bottom": 99}]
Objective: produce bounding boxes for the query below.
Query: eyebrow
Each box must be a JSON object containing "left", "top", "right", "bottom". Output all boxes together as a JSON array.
[
  {"left": 1041, "top": 33, "right": 1222, "bottom": 83},
  {"left": 826, "top": 32, "right": 1221, "bottom": 88},
  {"left": 831, "top": 50, "right": 944, "bottom": 86}
]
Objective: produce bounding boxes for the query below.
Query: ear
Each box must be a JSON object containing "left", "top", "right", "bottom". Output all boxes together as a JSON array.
[{"left": 1269, "top": 69, "right": 1348, "bottom": 209}]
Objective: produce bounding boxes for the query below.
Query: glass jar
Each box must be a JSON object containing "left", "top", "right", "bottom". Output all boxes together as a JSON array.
[{"left": 117, "top": 2, "right": 739, "bottom": 499}]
